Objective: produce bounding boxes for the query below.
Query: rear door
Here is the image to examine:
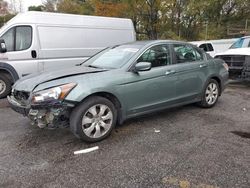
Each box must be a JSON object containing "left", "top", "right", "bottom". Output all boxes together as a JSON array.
[{"left": 171, "top": 43, "right": 207, "bottom": 102}]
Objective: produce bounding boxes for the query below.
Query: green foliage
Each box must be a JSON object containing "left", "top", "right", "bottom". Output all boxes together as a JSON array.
[
  {"left": 26, "top": 0, "right": 250, "bottom": 40},
  {"left": 28, "top": 5, "right": 45, "bottom": 11},
  {"left": 0, "top": 14, "right": 15, "bottom": 27}
]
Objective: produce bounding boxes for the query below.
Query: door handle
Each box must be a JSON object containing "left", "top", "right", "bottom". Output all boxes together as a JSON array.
[
  {"left": 165, "top": 70, "right": 176, "bottom": 76},
  {"left": 199, "top": 64, "right": 208, "bottom": 68},
  {"left": 31, "top": 50, "right": 37, "bottom": 58}
]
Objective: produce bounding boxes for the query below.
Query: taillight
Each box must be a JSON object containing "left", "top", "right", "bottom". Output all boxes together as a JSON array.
[{"left": 223, "top": 62, "right": 229, "bottom": 71}]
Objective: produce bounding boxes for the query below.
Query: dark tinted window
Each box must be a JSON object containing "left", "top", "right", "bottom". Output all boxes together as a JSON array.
[
  {"left": 199, "top": 43, "right": 214, "bottom": 52},
  {"left": 199, "top": 44, "right": 208, "bottom": 51},
  {"left": 0, "top": 26, "right": 32, "bottom": 52},
  {"left": 207, "top": 43, "right": 214, "bottom": 51},
  {"left": 174, "top": 44, "right": 203, "bottom": 63},
  {"left": 137, "top": 45, "right": 171, "bottom": 68}
]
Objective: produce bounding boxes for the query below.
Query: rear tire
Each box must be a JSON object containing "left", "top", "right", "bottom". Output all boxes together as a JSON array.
[
  {"left": 198, "top": 79, "right": 220, "bottom": 108},
  {"left": 70, "top": 96, "right": 117, "bottom": 142},
  {"left": 0, "top": 74, "right": 12, "bottom": 99}
]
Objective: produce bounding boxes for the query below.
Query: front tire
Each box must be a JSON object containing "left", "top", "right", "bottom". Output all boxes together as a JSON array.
[
  {"left": 198, "top": 79, "right": 220, "bottom": 108},
  {"left": 70, "top": 96, "right": 117, "bottom": 142},
  {"left": 0, "top": 74, "right": 12, "bottom": 99}
]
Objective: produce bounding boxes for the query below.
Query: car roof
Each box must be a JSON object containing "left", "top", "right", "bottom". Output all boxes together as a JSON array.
[
  {"left": 123, "top": 40, "right": 189, "bottom": 47},
  {"left": 241, "top": 36, "right": 250, "bottom": 39}
]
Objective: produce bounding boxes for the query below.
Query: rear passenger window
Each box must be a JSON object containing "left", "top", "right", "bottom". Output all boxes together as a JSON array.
[
  {"left": 0, "top": 26, "right": 32, "bottom": 52},
  {"left": 173, "top": 44, "right": 204, "bottom": 63},
  {"left": 199, "top": 44, "right": 208, "bottom": 52},
  {"left": 137, "top": 45, "right": 171, "bottom": 68},
  {"left": 199, "top": 43, "right": 214, "bottom": 52},
  {"left": 207, "top": 43, "right": 214, "bottom": 51}
]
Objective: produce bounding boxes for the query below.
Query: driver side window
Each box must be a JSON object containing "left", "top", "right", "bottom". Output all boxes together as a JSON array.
[
  {"left": 1, "top": 28, "right": 14, "bottom": 51},
  {"left": 137, "top": 44, "right": 171, "bottom": 68},
  {"left": 0, "top": 26, "right": 32, "bottom": 52}
]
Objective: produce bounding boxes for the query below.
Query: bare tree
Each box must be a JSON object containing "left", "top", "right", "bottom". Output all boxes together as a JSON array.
[
  {"left": 43, "top": 0, "right": 58, "bottom": 12},
  {"left": 9, "top": 0, "right": 17, "bottom": 13}
]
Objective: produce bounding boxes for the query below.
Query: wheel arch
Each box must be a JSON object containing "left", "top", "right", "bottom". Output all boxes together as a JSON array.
[
  {"left": 206, "top": 75, "right": 222, "bottom": 95},
  {"left": 78, "top": 91, "right": 124, "bottom": 125},
  {"left": 0, "top": 62, "right": 19, "bottom": 83}
]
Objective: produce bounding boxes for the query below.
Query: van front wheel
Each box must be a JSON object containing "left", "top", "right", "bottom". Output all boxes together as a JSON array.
[{"left": 0, "top": 74, "right": 12, "bottom": 99}]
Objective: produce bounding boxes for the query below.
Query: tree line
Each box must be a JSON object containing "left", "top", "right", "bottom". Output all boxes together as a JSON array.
[{"left": 2, "top": 0, "right": 250, "bottom": 41}]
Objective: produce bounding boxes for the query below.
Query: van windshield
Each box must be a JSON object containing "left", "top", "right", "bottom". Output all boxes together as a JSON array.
[{"left": 84, "top": 45, "right": 141, "bottom": 69}]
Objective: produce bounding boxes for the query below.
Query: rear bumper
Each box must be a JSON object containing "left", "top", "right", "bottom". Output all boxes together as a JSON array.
[{"left": 7, "top": 95, "right": 30, "bottom": 116}]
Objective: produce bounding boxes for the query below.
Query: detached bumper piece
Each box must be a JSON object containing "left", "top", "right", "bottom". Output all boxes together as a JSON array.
[{"left": 7, "top": 96, "right": 30, "bottom": 116}]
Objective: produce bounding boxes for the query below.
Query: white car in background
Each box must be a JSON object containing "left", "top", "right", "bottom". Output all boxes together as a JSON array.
[
  {"left": 191, "top": 38, "right": 237, "bottom": 57},
  {"left": 215, "top": 36, "right": 250, "bottom": 80}
]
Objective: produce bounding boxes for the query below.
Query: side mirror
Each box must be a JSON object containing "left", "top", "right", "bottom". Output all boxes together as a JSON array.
[
  {"left": 0, "top": 39, "right": 7, "bottom": 53},
  {"left": 134, "top": 62, "right": 152, "bottom": 72}
]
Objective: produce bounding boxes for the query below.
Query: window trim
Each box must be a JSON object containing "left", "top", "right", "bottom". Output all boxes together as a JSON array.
[
  {"left": 206, "top": 43, "right": 214, "bottom": 52},
  {"left": 128, "top": 43, "right": 173, "bottom": 72},
  {"left": 0, "top": 25, "right": 33, "bottom": 52},
  {"left": 171, "top": 43, "right": 205, "bottom": 64}
]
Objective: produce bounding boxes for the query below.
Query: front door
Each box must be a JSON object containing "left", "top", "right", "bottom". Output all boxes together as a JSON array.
[{"left": 120, "top": 44, "right": 178, "bottom": 116}]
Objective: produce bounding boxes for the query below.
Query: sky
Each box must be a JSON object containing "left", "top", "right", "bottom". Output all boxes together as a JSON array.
[{"left": 6, "top": 0, "right": 43, "bottom": 12}]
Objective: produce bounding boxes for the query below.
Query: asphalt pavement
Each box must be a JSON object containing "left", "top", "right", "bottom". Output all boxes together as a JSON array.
[{"left": 0, "top": 84, "right": 249, "bottom": 188}]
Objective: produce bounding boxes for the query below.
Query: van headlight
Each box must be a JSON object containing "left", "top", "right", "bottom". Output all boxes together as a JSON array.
[{"left": 32, "top": 83, "right": 77, "bottom": 103}]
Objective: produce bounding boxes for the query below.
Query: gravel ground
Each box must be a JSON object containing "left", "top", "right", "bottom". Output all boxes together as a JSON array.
[{"left": 0, "top": 83, "right": 249, "bottom": 188}]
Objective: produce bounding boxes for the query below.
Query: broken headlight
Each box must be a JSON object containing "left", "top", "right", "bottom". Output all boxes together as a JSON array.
[{"left": 32, "top": 83, "right": 77, "bottom": 103}]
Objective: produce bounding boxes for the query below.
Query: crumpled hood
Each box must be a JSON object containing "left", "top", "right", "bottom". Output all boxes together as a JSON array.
[{"left": 13, "top": 66, "right": 106, "bottom": 92}]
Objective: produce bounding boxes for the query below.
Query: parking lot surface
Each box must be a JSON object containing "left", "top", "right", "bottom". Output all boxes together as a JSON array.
[{"left": 0, "top": 83, "right": 249, "bottom": 188}]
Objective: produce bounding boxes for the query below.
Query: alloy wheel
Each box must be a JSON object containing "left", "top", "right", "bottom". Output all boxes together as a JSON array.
[
  {"left": 82, "top": 104, "right": 113, "bottom": 139},
  {"left": 205, "top": 83, "right": 218, "bottom": 105}
]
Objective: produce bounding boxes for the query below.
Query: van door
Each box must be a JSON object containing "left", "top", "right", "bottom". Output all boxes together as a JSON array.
[{"left": 0, "top": 25, "right": 39, "bottom": 77}]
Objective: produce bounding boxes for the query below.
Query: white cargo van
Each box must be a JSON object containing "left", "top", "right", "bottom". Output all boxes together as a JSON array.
[
  {"left": 0, "top": 11, "right": 136, "bottom": 98},
  {"left": 191, "top": 38, "right": 237, "bottom": 57}
]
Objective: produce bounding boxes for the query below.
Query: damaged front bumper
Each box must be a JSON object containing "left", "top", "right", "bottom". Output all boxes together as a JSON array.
[
  {"left": 7, "top": 95, "right": 75, "bottom": 129},
  {"left": 7, "top": 95, "right": 30, "bottom": 116}
]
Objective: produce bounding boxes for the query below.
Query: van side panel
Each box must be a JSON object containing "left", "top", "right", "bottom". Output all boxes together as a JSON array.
[{"left": 37, "top": 25, "right": 135, "bottom": 71}]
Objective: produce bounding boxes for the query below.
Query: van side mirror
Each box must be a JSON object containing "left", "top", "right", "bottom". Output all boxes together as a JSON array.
[
  {"left": 0, "top": 39, "right": 7, "bottom": 53},
  {"left": 134, "top": 62, "right": 152, "bottom": 72}
]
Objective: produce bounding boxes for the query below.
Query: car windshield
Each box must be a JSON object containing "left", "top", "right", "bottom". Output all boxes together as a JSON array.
[
  {"left": 84, "top": 45, "right": 141, "bottom": 69},
  {"left": 230, "top": 38, "right": 250, "bottom": 49},
  {"left": 230, "top": 38, "right": 244, "bottom": 49}
]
